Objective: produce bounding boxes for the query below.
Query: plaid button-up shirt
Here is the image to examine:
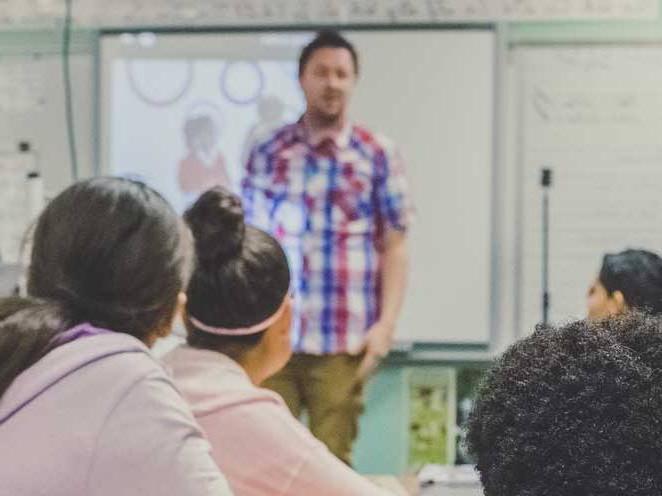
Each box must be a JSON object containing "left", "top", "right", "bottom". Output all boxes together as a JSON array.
[{"left": 242, "top": 119, "right": 411, "bottom": 354}]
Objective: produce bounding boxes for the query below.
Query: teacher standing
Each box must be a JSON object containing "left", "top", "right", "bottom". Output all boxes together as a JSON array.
[{"left": 242, "top": 30, "right": 411, "bottom": 465}]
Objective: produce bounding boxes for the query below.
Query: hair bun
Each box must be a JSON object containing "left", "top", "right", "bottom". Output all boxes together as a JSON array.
[{"left": 185, "top": 187, "right": 245, "bottom": 264}]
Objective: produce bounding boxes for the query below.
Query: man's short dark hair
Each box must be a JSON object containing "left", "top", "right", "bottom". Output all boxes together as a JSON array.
[
  {"left": 298, "top": 30, "right": 359, "bottom": 76},
  {"left": 467, "top": 313, "right": 662, "bottom": 496}
]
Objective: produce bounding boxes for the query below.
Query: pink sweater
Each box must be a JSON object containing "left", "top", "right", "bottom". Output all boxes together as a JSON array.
[
  {"left": 0, "top": 332, "right": 233, "bottom": 496},
  {"left": 163, "top": 345, "right": 391, "bottom": 496}
]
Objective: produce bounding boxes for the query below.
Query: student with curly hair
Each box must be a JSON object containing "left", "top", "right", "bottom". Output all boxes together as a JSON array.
[{"left": 467, "top": 313, "right": 662, "bottom": 496}]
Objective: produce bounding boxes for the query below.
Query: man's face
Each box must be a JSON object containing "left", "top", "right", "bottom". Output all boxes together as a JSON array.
[{"left": 299, "top": 47, "right": 356, "bottom": 124}]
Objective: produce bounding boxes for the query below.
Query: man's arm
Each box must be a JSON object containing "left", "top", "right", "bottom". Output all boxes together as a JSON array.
[{"left": 356, "top": 229, "right": 409, "bottom": 381}]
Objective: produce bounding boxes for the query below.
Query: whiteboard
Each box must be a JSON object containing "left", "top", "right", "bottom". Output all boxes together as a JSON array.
[
  {"left": 516, "top": 45, "right": 662, "bottom": 335},
  {"left": 100, "top": 29, "right": 496, "bottom": 344},
  {"left": 348, "top": 31, "right": 495, "bottom": 344}
]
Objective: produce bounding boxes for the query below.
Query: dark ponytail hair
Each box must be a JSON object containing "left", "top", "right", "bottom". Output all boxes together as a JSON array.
[
  {"left": 0, "top": 177, "right": 188, "bottom": 397},
  {"left": 184, "top": 187, "right": 290, "bottom": 357},
  {"left": 0, "top": 298, "right": 71, "bottom": 396}
]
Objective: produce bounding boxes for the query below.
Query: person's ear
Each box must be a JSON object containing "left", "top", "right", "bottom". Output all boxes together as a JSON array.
[
  {"left": 157, "top": 292, "right": 187, "bottom": 339},
  {"left": 610, "top": 290, "right": 627, "bottom": 315},
  {"left": 263, "top": 297, "right": 292, "bottom": 346},
  {"left": 176, "top": 292, "right": 188, "bottom": 318},
  {"left": 278, "top": 297, "right": 293, "bottom": 337}
]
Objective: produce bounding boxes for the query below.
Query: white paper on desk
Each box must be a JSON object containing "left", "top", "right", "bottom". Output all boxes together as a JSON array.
[{"left": 418, "top": 464, "right": 480, "bottom": 486}]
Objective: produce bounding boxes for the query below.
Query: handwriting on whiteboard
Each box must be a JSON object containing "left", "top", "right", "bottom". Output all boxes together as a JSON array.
[
  {"left": 529, "top": 87, "right": 662, "bottom": 125},
  {"left": 0, "top": 0, "right": 657, "bottom": 27},
  {"left": 0, "top": 57, "right": 47, "bottom": 115},
  {"left": 518, "top": 45, "right": 662, "bottom": 337}
]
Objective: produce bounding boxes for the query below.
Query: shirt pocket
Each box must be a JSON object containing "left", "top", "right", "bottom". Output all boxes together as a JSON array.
[{"left": 328, "top": 162, "right": 374, "bottom": 228}]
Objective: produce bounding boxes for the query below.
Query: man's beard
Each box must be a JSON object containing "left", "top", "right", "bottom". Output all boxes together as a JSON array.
[{"left": 308, "top": 104, "right": 343, "bottom": 127}]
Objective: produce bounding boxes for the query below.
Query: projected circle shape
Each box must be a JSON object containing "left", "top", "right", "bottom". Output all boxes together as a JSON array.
[
  {"left": 220, "top": 61, "right": 264, "bottom": 105},
  {"left": 127, "top": 59, "right": 193, "bottom": 107}
]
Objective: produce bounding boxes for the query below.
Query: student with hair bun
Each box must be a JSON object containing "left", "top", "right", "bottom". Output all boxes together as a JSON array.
[{"left": 163, "top": 187, "right": 390, "bottom": 496}]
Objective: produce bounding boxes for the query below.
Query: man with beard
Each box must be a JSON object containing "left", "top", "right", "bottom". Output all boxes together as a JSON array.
[{"left": 242, "top": 30, "right": 411, "bottom": 465}]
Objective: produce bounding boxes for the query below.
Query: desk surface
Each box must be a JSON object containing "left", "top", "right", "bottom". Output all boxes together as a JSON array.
[
  {"left": 367, "top": 475, "right": 483, "bottom": 496},
  {"left": 420, "top": 485, "right": 483, "bottom": 496},
  {"left": 367, "top": 475, "right": 412, "bottom": 495}
]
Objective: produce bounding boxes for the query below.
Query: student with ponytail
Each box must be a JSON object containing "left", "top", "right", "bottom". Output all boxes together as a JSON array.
[
  {"left": 0, "top": 178, "right": 233, "bottom": 496},
  {"left": 163, "top": 187, "right": 390, "bottom": 496}
]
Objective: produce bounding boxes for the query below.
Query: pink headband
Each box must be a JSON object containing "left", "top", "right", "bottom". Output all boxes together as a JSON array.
[{"left": 189, "top": 298, "right": 288, "bottom": 336}]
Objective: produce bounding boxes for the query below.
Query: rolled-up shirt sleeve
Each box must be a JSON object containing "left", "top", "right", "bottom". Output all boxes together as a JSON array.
[{"left": 373, "top": 144, "right": 414, "bottom": 234}]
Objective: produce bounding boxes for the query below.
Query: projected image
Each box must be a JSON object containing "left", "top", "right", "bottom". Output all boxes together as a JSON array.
[
  {"left": 108, "top": 58, "right": 304, "bottom": 212},
  {"left": 220, "top": 61, "right": 265, "bottom": 105},
  {"left": 241, "top": 94, "right": 288, "bottom": 166},
  {"left": 127, "top": 59, "right": 193, "bottom": 106},
  {"left": 178, "top": 102, "right": 230, "bottom": 203}
]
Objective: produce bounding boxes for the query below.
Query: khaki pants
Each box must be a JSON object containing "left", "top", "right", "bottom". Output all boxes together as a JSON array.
[{"left": 262, "top": 352, "right": 365, "bottom": 466}]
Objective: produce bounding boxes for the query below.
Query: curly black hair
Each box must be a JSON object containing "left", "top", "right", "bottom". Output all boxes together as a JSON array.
[{"left": 467, "top": 313, "right": 662, "bottom": 496}]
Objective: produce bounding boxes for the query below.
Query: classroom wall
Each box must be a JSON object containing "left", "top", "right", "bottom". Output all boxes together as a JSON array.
[
  {"left": 358, "top": 8, "right": 662, "bottom": 474},
  {"left": 0, "top": 29, "right": 97, "bottom": 195},
  {"left": 3, "top": 2, "right": 662, "bottom": 475}
]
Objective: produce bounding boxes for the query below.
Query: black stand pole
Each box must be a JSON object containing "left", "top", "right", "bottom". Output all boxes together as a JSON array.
[{"left": 541, "top": 168, "right": 553, "bottom": 326}]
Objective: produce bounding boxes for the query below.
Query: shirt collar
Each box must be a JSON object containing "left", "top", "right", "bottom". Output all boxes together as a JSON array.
[
  {"left": 296, "top": 115, "right": 353, "bottom": 150},
  {"left": 169, "top": 345, "right": 252, "bottom": 384}
]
